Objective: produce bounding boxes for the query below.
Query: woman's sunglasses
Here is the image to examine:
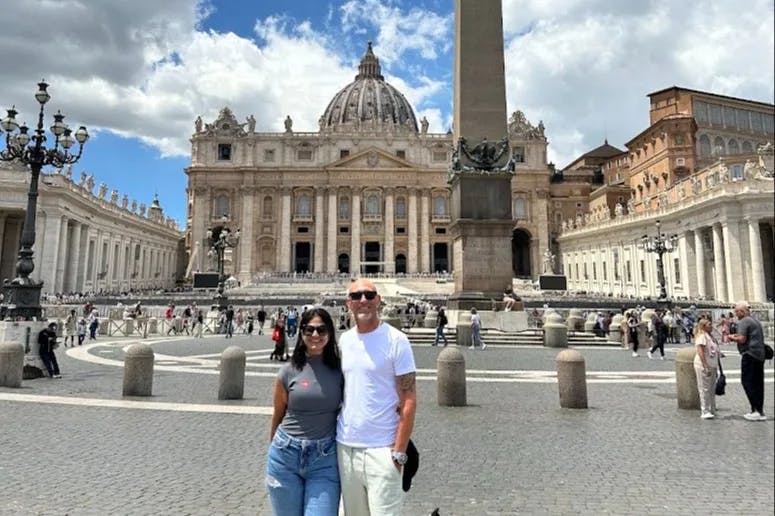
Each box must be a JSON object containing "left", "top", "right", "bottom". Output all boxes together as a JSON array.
[
  {"left": 302, "top": 325, "right": 329, "bottom": 336},
  {"left": 348, "top": 290, "right": 378, "bottom": 301}
]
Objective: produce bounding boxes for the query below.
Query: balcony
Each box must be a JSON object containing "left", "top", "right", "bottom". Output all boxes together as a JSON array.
[
  {"left": 293, "top": 213, "right": 313, "bottom": 223},
  {"left": 431, "top": 215, "right": 451, "bottom": 224},
  {"left": 363, "top": 214, "right": 382, "bottom": 222}
]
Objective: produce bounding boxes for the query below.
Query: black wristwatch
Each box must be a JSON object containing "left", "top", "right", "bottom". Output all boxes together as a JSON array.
[{"left": 391, "top": 450, "right": 408, "bottom": 465}]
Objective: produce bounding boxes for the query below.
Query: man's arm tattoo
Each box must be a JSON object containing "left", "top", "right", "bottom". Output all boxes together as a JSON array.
[{"left": 397, "top": 372, "right": 416, "bottom": 395}]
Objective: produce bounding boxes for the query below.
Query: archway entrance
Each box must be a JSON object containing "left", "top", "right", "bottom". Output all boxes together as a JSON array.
[
  {"left": 395, "top": 254, "right": 407, "bottom": 274},
  {"left": 433, "top": 243, "right": 449, "bottom": 273},
  {"left": 294, "top": 242, "right": 311, "bottom": 273},
  {"left": 512, "top": 229, "right": 531, "bottom": 278},
  {"left": 338, "top": 253, "right": 350, "bottom": 274},
  {"left": 363, "top": 241, "right": 381, "bottom": 273}
]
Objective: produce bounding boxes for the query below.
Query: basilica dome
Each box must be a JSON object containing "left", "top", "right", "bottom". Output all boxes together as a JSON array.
[{"left": 320, "top": 42, "right": 418, "bottom": 133}]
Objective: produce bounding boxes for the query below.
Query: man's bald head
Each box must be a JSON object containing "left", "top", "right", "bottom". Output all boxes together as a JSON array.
[
  {"left": 734, "top": 301, "right": 750, "bottom": 319},
  {"left": 348, "top": 278, "right": 378, "bottom": 295}
]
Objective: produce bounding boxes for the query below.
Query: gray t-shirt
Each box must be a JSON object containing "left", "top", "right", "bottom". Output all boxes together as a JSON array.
[
  {"left": 736, "top": 315, "right": 765, "bottom": 362},
  {"left": 279, "top": 356, "right": 343, "bottom": 439}
]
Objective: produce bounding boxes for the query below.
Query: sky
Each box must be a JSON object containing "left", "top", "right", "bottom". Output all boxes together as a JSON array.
[{"left": 1, "top": 0, "right": 773, "bottom": 226}]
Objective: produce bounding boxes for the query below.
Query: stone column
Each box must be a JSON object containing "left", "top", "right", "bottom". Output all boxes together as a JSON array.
[
  {"left": 420, "top": 189, "right": 431, "bottom": 273},
  {"left": 327, "top": 187, "right": 338, "bottom": 273},
  {"left": 407, "top": 188, "right": 418, "bottom": 273},
  {"left": 747, "top": 218, "right": 767, "bottom": 303},
  {"left": 677, "top": 232, "right": 690, "bottom": 298},
  {"left": 722, "top": 220, "right": 743, "bottom": 302},
  {"left": 0, "top": 213, "right": 6, "bottom": 280},
  {"left": 314, "top": 187, "right": 325, "bottom": 273},
  {"left": 693, "top": 229, "right": 706, "bottom": 299},
  {"left": 712, "top": 223, "right": 727, "bottom": 302},
  {"left": 384, "top": 188, "right": 395, "bottom": 274},
  {"left": 278, "top": 187, "right": 292, "bottom": 272},
  {"left": 351, "top": 189, "right": 362, "bottom": 275},
  {"left": 41, "top": 214, "right": 64, "bottom": 292},
  {"left": 238, "top": 187, "right": 254, "bottom": 284}
]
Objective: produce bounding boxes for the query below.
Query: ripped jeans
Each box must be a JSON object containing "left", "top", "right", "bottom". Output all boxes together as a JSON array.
[{"left": 266, "top": 428, "right": 340, "bottom": 516}]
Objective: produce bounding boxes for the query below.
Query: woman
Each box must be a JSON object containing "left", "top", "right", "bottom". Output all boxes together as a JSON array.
[
  {"left": 469, "top": 307, "right": 486, "bottom": 350},
  {"left": 266, "top": 308, "right": 343, "bottom": 516},
  {"left": 64, "top": 309, "right": 77, "bottom": 347},
  {"left": 693, "top": 318, "right": 720, "bottom": 419},
  {"left": 627, "top": 311, "right": 640, "bottom": 357},
  {"left": 270, "top": 311, "right": 288, "bottom": 361},
  {"left": 718, "top": 313, "right": 731, "bottom": 343}
]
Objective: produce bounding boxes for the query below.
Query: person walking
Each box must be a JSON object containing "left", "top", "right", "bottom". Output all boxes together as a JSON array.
[
  {"left": 194, "top": 307, "right": 204, "bottom": 338},
  {"left": 88, "top": 308, "right": 99, "bottom": 340},
  {"left": 266, "top": 308, "right": 343, "bottom": 516},
  {"left": 627, "top": 311, "right": 639, "bottom": 357},
  {"left": 257, "top": 306, "right": 267, "bottom": 335},
  {"left": 63, "top": 309, "right": 77, "bottom": 347},
  {"left": 648, "top": 311, "right": 668, "bottom": 360},
  {"left": 38, "top": 323, "right": 62, "bottom": 378},
  {"left": 337, "top": 279, "right": 417, "bottom": 515},
  {"left": 693, "top": 319, "right": 719, "bottom": 419},
  {"left": 469, "top": 307, "right": 486, "bottom": 350},
  {"left": 433, "top": 307, "right": 449, "bottom": 347},
  {"left": 728, "top": 302, "right": 767, "bottom": 421},
  {"left": 270, "top": 312, "right": 288, "bottom": 361},
  {"left": 77, "top": 317, "right": 87, "bottom": 346},
  {"left": 224, "top": 305, "right": 235, "bottom": 338}
]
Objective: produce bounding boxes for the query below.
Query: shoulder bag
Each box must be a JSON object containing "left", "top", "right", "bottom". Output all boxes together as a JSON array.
[{"left": 715, "top": 355, "right": 726, "bottom": 396}]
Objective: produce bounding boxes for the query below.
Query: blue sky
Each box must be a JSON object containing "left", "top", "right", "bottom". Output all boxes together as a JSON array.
[{"left": 1, "top": 0, "right": 773, "bottom": 226}]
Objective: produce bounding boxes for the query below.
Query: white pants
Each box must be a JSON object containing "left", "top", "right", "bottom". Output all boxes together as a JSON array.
[
  {"left": 337, "top": 443, "right": 404, "bottom": 515},
  {"left": 694, "top": 364, "right": 718, "bottom": 415}
]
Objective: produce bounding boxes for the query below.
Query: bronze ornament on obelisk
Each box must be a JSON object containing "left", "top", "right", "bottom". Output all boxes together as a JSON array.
[{"left": 448, "top": 0, "right": 516, "bottom": 311}]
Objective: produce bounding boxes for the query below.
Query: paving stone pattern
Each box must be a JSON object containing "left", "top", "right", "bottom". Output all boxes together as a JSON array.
[{"left": 1, "top": 334, "right": 773, "bottom": 515}]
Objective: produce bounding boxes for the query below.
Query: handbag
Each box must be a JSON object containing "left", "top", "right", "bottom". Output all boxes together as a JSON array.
[
  {"left": 715, "top": 357, "right": 726, "bottom": 396},
  {"left": 272, "top": 327, "right": 281, "bottom": 342},
  {"left": 765, "top": 344, "right": 774, "bottom": 360}
]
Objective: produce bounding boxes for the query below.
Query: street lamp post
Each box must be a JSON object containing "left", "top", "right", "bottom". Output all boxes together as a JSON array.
[
  {"left": 206, "top": 221, "right": 240, "bottom": 311},
  {"left": 0, "top": 81, "right": 89, "bottom": 320},
  {"left": 640, "top": 219, "right": 678, "bottom": 303}
]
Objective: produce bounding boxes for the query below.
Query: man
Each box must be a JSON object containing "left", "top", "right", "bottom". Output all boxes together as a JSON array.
[
  {"left": 337, "top": 279, "right": 417, "bottom": 515},
  {"left": 256, "top": 305, "right": 266, "bottom": 335},
  {"left": 224, "top": 305, "right": 235, "bottom": 338},
  {"left": 433, "top": 306, "right": 449, "bottom": 347},
  {"left": 728, "top": 301, "right": 767, "bottom": 421},
  {"left": 38, "top": 323, "right": 62, "bottom": 378}
]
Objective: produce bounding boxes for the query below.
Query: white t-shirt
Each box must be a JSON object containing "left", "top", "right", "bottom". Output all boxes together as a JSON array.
[
  {"left": 337, "top": 322, "right": 416, "bottom": 448},
  {"left": 693, "top": 333, "right": 719, "bottom": 369},
  {"left": 471, "top": 313, "right": 481, "bottom": 328}
]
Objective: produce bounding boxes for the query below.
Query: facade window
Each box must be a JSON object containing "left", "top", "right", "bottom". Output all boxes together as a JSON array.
[
  {"left": 575, "top": 263, "right": 579, "bottom": 280},
  {"left": 263, "top": 149, "right": 275, "bottom": 162},
  {"left": 732, "top": 164, "right": 744, "bottom": 180},
  {"left": 395, "top": 197, "right": 407, "bottom": 219},
  {"left": 673, "top": 258, "right": 681, "bottom": 284},
  {"left": 602, "top": 262, "right": 607, "bottom": 281},
  {"left": 710, "top": 104, "right": 723, "bottom": 125},
  {"left": 218, "top": 143, "right": 232, "bottom": 161},
  {"left": 583, "top": 263, "right": 588, "bottom": 280},
  {"left": 723, "top": 106, "right": 736, "bottom": 128},
  {"left": 396, "top": 150, "right": 406, "bottom": 159},
  {"left": 433, "top": 196, "right": 447, "bottom": 216},
  {"left": 592, "top": 262, "right": 597, "bottom": 280},
  {"left": 640, "top": 259, "right": 646, "bottom": 283},
  {"left": 263, "top": 196, "right": 273, "bottom": 218},
  {"left": 751, "top": 111, "right": 763, "bottom": 132},
  {"left": 339, "top": 198, "right": 350, "bottom": 219},
  {"left": 297, "top": 227, "right": 309, "bottom": 233},
  {"left": 365, "top": 194, "right": 380, "bottom": 215},
  {"left": 297, "top": 149, "right": 313, "bottom": 160},
  {"left": 625, "top": 260, "right": 631, "bottom": 283},
  {"left": 432, "top": 151, "right": 447, "bottom": 162},
  {"left": 698, "top": 134, "right": 711, "bottom": 157},
  {"left": 512, "top": 146, "right": 525, "bottom": 163},
  {"left": 340, "top": 149, "right": 350, "bottom": 159},
  {"left": 673, "top": 134, "right": 684, "bottom": 145},
  {"left": 435, "top": 228, "right": 446, "bottom": 234},
  {"left": 214, "top": 195, "right": 230, "bottom": 218},
  {"left": 712, "top": 136, "right": 725, "bottom": 156},
  {"left": 339, "top": 226, "right": 349, "bottom": 234},
  {"left": 693, "top": 100, "right": 708, "bottom": 123},
  {"left": 613, "top": 250, "right": 620, "bottom": 281},
  {"left": 728, "top": 139, "right": 740, "bottom": 154},
  {"left": 514, "top": 198, "right": 527, "bottom": 219},
  {"left": 296, "top": 194, "right": 312, "bottom": 216},
  {"left": 736, "top": 108, "right": 750, "bottom": 131},
  {"left": 396, "top": 227, "right": 405, "bottom": 234},
  {"left": 87, "top": 241, "right": 95, "bottom": 278},
  {"left": 742, "top": 140, "right": 753, "bottom": 153}
]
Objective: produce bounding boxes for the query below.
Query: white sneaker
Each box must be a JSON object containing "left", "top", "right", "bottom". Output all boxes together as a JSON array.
[
  {"left": 659, "top": 356, "right": 665, "bottom": 360},
  {"left": 632, "top": 352, "right": 639, "bottom": 357},
  {"left": 647, "top": 351, "right": 653, "bottom": 359},
  {"left": 701, "top": 412, "right": 715, "bottom": 419},
  {"left": 743, "top": 411, "right": 766, "bottom": 421},
  {"left": 469, "top": 346, "right": 475, "bottom": 349},
  {"left": 481, "top": 343, "right": 487, "bottom": 350}
]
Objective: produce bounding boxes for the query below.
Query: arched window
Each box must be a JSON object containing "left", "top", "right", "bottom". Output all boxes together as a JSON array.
[
  {"left": 742, "top": 140, "right": 753, "bottom": 153},
  {"left": 339, "top": 197, "right": 350, "bottom": 219},
  {"left": 296, "top": 193, "right": 312, "bottom": 216},
  {"left": 263, "top": 196, "right": 273, "bottom": 218},
  {"left": 698, "top": 134, "right": 711, "bottom": 157},
  {"left": 713, "top": 136, "right": 725, "bottom": 156},
  {"left": 366, "top": 194, "right": 380, "bottom": 215},
  {"left": 214, "top": 195, "right": 230, "bottom": 218},
  {"left": 433, "top": 195, "right": 447, "bottom": 216},
  {"left": 395, "top": 197, "right": 407, "bottom": 218},
  {"left": 728, "top": 139, "right": 739, "bottom": 155},
  {"left": 514, "top": 198, "right": 527, "bottom": 219}
]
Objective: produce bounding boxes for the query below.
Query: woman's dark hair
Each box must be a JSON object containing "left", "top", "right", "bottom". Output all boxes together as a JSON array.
[{"left": 291, "top": 307, "right": 340, "bottom": 371}]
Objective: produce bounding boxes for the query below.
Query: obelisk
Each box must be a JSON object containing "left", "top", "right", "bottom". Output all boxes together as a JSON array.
[{"left": 448, "top": 0, "right": 515, "bottom": 310}]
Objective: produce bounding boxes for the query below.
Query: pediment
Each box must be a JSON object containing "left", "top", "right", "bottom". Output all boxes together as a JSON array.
[{"left": 330, "top": 147, "right": 414, "bottom": 169}]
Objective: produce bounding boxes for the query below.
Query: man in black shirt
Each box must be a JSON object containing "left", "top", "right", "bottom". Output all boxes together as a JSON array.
[
  {"left": 225, "top": 305, "right": 235, "bottom": 338},
  {"left": 38, "top": 323, "right": 62, "bottom": 378}
]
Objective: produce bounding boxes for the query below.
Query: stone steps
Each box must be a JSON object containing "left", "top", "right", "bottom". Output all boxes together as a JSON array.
[{"left": 402, "top": 328, "right": 618, "bottom": 347}]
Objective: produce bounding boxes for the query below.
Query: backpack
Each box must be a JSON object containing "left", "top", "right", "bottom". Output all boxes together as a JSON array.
[{"left": 765, "top": 344, "right": 774, "bottom": 360}]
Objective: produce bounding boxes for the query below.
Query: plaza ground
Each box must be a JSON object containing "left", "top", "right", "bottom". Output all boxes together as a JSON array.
[{"left": 1, "top": 333, "right": 773, "bottom": 515}]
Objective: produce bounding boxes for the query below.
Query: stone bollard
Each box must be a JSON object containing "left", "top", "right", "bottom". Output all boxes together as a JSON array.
[
  {"left": 675, "top": 346, "right": 700, "bottom": 410},
  {"left": 219, "top": 346, "right": 246, "bottom": 400},
  {"left": 566, "top": 309, "right": 584, "bottom": 332},
  {"left": 0, "top": 342, "right": 25, "bottom": 388},
  {"left": 608, "top": 314, "right": 624, "bottom": 346},
  {"left": 556, "top": 349, "right": 588, "bottom": 408},
  {"left": 424, "top": 309, "right": 438, "bottom": 328},
  {"left": 124, "top": 318, "right": 135, "bottom": 336},
  {"left": 584, "top": 312, "right": 598, "bottom": 333},
  {"left": 123, "top": 343, "right": 154, "bottom": 397},
  {"left": 148, "top": 317, "right": 158, "bottom": 335},
  {"left": 437, "top": 346, "right": 466, "bottom": 406},
  {"left": 456, "top": 322, "right": 472, "bottom": 347},
  {"left": 543, "top": 312, "right": 568, "bottom": 348}
]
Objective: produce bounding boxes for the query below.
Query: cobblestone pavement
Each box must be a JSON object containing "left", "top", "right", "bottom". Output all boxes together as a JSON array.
[{"left": 1, "top": 333, "right": 773, "bottom": 515}]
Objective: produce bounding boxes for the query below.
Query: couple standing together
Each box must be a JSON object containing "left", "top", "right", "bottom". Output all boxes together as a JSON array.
[{"left": 267, "top": 279, "right": 417, "bottom": 515}]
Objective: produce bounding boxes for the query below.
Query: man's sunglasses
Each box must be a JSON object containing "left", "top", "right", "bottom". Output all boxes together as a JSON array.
[
  {"left": 348, "top": 290, "right": 378, "bottom": 301},
  {"left": 302, "top": 325, "right": 329, "bottom": 336}
]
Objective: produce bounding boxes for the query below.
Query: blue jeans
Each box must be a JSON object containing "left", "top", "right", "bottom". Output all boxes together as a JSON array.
[
  {"left": 434, "top": 326, "right": 448, "bottom": 346},
  {"left": 472, "top": 325, "right": 482, "bottom": 347},
  {"left": 266, "top": 428, "right": 340, "bottom": 516}
]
